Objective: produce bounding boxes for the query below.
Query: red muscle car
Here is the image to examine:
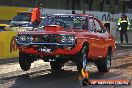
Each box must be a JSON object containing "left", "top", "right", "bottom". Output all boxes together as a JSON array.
[{"left": 16, "top": 14, "right": 116, "bottom": 72}]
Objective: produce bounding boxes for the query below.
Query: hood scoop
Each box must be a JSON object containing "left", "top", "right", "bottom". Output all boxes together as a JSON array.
[{"left": 44, "top": 25, "right": 64, "bottom": 31}]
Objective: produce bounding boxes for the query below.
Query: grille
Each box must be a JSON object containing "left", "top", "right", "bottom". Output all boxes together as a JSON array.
[{"left": 33, "top": 34, "right": 58, "bottom": 43}]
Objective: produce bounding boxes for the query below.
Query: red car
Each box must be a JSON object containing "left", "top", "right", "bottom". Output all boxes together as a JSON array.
[{"left": 16, "top": 14, "right": 116, "bottom": 72}]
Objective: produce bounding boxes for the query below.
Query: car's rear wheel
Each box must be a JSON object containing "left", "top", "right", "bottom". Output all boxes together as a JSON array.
[
  {"left": 76, "top": 45, "right": 88, "bottom": 72},
  {"left": 19, "top": 52, "right": 31, "bottom": 71},
  {"left": 96, "top": 49, "right": 111, "bottom": 72},
  {"left": 50, "top": 61, "right": 63, "bottom": 71}
]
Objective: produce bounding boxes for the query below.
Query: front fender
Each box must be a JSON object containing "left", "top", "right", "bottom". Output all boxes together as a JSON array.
[{"left": 75, "top": 38, "right": 88, "bottom": 53}]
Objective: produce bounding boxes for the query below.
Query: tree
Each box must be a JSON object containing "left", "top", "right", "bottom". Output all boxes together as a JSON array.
[
  {"left": 66, "top": 0, "right": 70, "bottom": 9},
  {"left": 76, "top": 0, "right": 81, "bottom": 10},
  {"left": 66, "top": 0, "right": 81, "bottom": 13},
  {"left": 83, "top": 0, "right": 94, "bottom": 11},
  {"left": 71, "top": 0, "right": 75, "bottom": 13},
  {"left": 100, "top": 0, "right": 104, "bottom": 11},
  {"left": 66, "top": 0, "right": 96, "bottom": 12},
  {"left": 88, "top": 0, "right": 94, "bottom": 11},
  {"left": 114, "top": 0, "right": 119, "bottom": 13}
]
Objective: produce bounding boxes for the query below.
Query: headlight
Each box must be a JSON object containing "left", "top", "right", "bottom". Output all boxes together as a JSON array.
[
  {"left": 16, "top": 35, "right": 33, "bottom": 44},
  {"left": 67, "top": 36, "right": 75, "bottom": 43},
  {"left": 16, "top": 35, "right": 26, "bottom": 43},
  {"left": 20, "top": 35, "right": 27, "bottom": 41},
  {"left": 27, "top": 36, "right": 33, "bottom": 42},
  {"left": 60, "top": 35, "right": 75, "bottom": 44},
  {"left": 61, "top": 36, "right": 67, "bottom": 43}
]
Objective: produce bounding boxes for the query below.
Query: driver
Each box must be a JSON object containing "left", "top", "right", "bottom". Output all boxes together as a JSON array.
[{"left": 54, "top": 19, "right": 66, "bottom": 28}]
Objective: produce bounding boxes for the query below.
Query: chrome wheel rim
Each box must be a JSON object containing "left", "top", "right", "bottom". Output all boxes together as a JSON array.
[
  {"left": 83, "top": 51, "right": 87, "bottom": 70},
  {"left": 106, "top": 54, "right": 111, "bottom": 69}
]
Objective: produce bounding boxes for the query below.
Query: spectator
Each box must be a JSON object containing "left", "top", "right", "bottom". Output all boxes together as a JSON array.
[
  {"left": 118, "top": 13, "right": 130, "bottom": 44},
  {"left": 31, "top": 3, "right": 41, "bottom": 28}
]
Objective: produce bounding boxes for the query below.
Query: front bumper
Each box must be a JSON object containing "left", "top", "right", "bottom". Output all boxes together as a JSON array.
[{"left": 18, "top": 43, "right": 82, "bottom": 56}]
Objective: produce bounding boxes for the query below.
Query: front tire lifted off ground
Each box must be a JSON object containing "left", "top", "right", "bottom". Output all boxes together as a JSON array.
[
  {"left": 19, "top": 52, "right": 31, "bottom": 71},
  {"left": 76, "top": 45, "right": 88, "bottom": 72}
]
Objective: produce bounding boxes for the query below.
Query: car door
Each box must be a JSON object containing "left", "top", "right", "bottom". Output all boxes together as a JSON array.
[
  {"left": 87, "top": 18, "right": 101, "bottom": 58},
  {"left": 94, "top": 19, "right": 108, "bottom": 57}
]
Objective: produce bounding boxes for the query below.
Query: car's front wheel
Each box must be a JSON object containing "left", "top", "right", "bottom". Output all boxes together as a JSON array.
[
  {"left": 96, "top": 49, "right": 111, "bottom": 72},
  {"left": 76, "top": 45, "right": 88, "bottom": 72},
  {"left": 19, "top": 52, "right": 31, "bottom": 71}
]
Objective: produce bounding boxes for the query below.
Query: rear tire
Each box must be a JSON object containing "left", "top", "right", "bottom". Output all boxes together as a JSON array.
[
  {"left": 96, "top": 50, "right": 111, "bottom": 72},
  {"left": 50, "top": 61, "right": 63, "bottom": 71},
  {"left": 19, "top": 52, "right": 31, "bottom": 71}
]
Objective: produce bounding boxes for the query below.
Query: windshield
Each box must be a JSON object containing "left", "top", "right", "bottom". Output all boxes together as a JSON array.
[
  {"left": 39, "top": 15, "right": 88, "bottom": 30},
  {"left": 12, "top": 14, "right": 31, "bottom": 21}
]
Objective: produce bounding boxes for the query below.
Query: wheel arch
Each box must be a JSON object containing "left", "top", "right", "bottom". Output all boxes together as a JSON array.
[
  {"left": 83, "top": 41, "right": 89, "bottom": 47},
  {"left": 107, "top": 46, "right": 112, "bottom": 54},
  {"left": 82, "top": 41, "right": 89, "bottom": 54}
]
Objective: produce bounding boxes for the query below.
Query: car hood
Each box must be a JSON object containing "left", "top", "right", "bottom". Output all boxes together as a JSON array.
[
  {"left": 18, "top": 25, "right": 85, "bottom": 35},
  {"left": 18, "top": 30, "right": 77, "bottom": 35}
]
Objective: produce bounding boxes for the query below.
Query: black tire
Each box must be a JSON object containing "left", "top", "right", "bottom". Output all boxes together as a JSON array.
[
  {"left": 19, "top": 52, "right": 31, "bottom": 71},
  {"left": 96, "top": 50, "right": 111, "bottom": 72},
  {"left": 76, "top": 45, "right": 88, "bottom": 72},
  {"left": 50, "top": 61, "right": 63, "bottom": 71}
]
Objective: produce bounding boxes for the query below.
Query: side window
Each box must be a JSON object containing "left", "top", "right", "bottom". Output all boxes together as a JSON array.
[
  {"left": 89, "top": 19, "right": 96, "bottom": 32},
  {"left": 94, "top": 20, "right": 102, "bottom": 33},
  {"left": 94, "top": 20, "right": 105, "bottom": 33}
]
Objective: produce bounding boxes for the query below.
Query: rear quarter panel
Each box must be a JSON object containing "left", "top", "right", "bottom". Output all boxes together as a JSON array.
[{"left": 103, "top": 32, "right": 116, "bottom": 57}]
